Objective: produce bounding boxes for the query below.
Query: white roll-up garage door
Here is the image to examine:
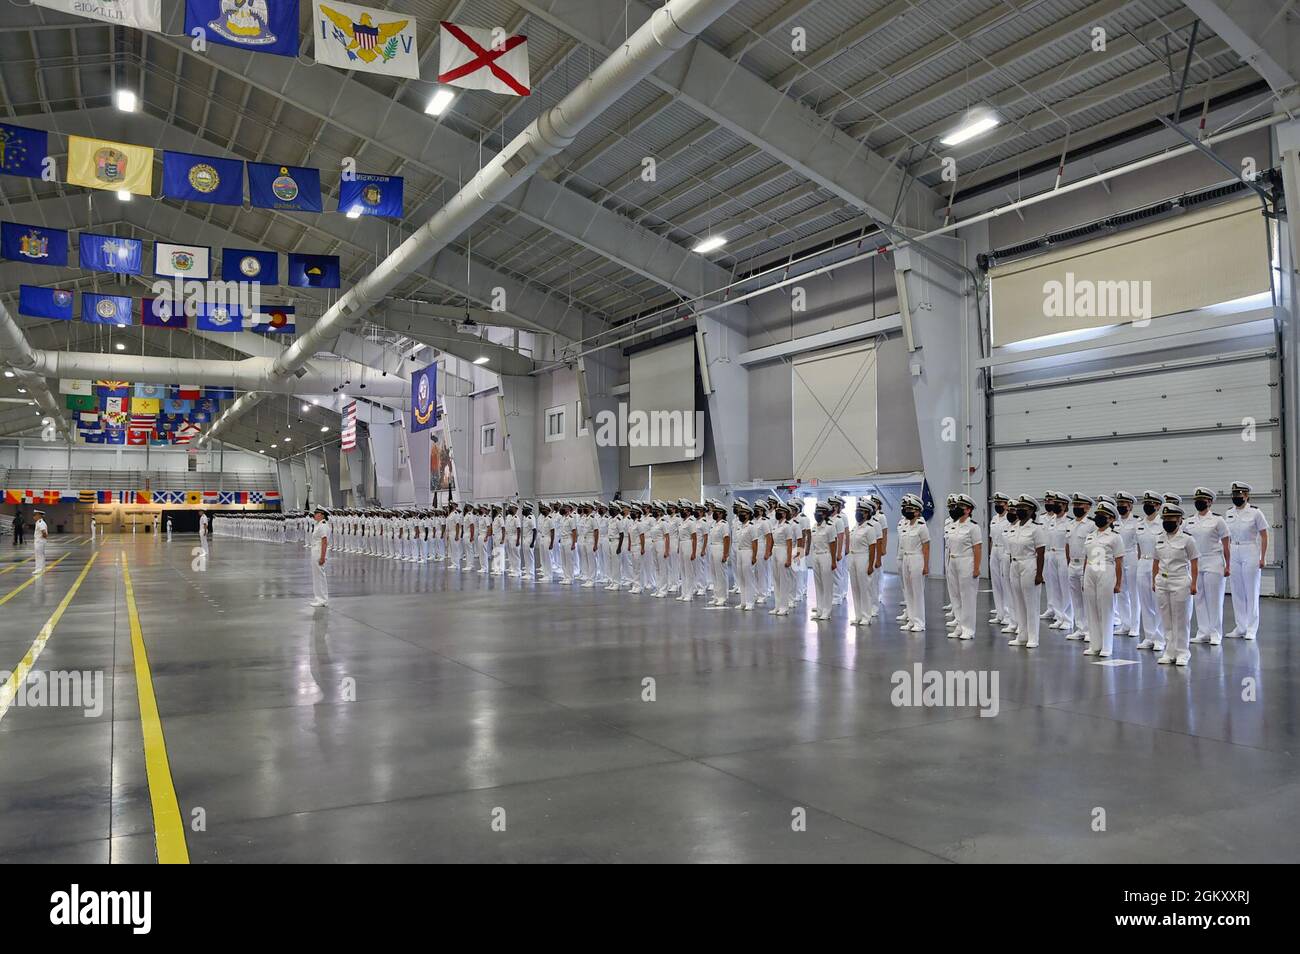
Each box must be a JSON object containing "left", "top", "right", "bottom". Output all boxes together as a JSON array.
[{"left": 791, "top": 341, "right": 879, "bottom": 479}]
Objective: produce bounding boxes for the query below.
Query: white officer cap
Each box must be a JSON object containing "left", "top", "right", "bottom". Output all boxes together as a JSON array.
[
  {"left": 1115, "top": 491, "right": 1136, "bottom": 504},
  {"left": 1045, "top": 490, "right": 1067, "bottom": 504},
  {"left": 1141, "top": 490, "right": 1162, "bottom": 504},
  {"left": 856, "top": 498, "right": 874, "bottom": 511},
  {"left": 1231, "top": 481, "right": 1252, "bottom": 494},
  {"left": 1094, "top": 501, "right": 1119, "bottom": 520},
  {"left": 992, "top": 492, "right": 1013, "bottom": 503},
  {"left": 1096, "top": 494, "right": 1116, "bottom": 506},
  {"left": 945, "top": 493, "right": 957, "bottom": 504},
  {"left": 955, "top": 493, "right": 975, "bottom": 509},
  {"left": 1162, "top": 503, "right": 1184, "bottom": 518},
  {"left": 1017, "top": 494, "right": 1039, "bottom": 510},
  {"left": 1071, "top": 493, "right": 1093, "bottom": 506},
  {"left": 901, "top": 494, "right": 923, "bottom": 508},
  {"left": 1193, "top": 486, "right": 1215, "bottom": 501},
  {"left": 1163, "top": 493, "right": 1182, "bottom": 506}
]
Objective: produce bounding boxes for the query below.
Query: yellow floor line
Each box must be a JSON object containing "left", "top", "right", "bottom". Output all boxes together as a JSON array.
[
  {"left": 0, "top": 554, "right": 35, "bottom": 575},
  {"left": 122, "top": 555, "right": 190, "bottom": 865},
  {"left": 0, "top": 554, "right": 70, "bottom": 606},
  {"left": 0, "top": 553, "right": 98, "bottom": 726}
]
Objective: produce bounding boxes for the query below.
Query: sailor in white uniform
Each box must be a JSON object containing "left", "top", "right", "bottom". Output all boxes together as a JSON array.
[
  {"left": 988, "top": 493, "right": 1013, "bottom": 627},
  {"left": 1063, "top": 493, "right": 1093, "bottom": 641},
  {"left": 1006, "top": 495, "right": 1047, "bottom": 648},
  {"left": 1186, "top": 487, "right": 1230, "bottom": 646},
  {"left": 944, "top": 494, "right": 981, "bottom": 640},
  {"left": 1133, "top": 491, "right": 1164, "bottom": 645},
  {"left": 808, "top": 502, "right": 837, "bottom": 621},
  {"left": 32, "top": 509, "right": 48, "bottom": 575},
  {"left": 706, "top": 501, "right": 731, "bottom": 607},
  {"left": 1042, "top": 492, "right": 1070, "bottom": 628},
  {"left": 733, "top": 501, "right": 758, "bottom": 611},
  {"left": 1112, "top": 492, "right": 1140, "bottom": 635},
  {"left": 847, "top": 499, "right": 880, "bottom": 626},
  {"left": 1153, "top": 503, "right": 1199, "bottom": 666},
  {"left": 1081, "top": 500, "right": 1125, "bottom": 658},
  {"left": 768, "top": 503, "right": 795, "bottom": 616},
  {"left": 1224, "top": 481, "right": 1268, "bottom": 640},
  {"left": 895, "top": 494, "right": 930, "bottom": 632}
]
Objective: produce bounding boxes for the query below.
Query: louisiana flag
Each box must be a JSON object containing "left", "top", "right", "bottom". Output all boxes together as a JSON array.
[
  {"left": 82, "top": 293, "right": 133, "bottom": 326},
  {"left": 0, "top": 122, "right": 48, "bottom": 179},
  {"left": 287, "top": 253, "right": 340, "bottom": 288},
  {"left": 18, "top": 285, "right": 74, "bottom": 320},
  {"left": 161, "top": 150, "right": 244, "bottom": 206},
  {"left": 248, "top": 162, "right": 322, "bottom": 213},
  {"left": 184, "top": 0, "right": 299, "bottom": 57},
  {"left": 1, "top": 221, "right": 68, "bottom": 266},
  {"left": 67, "top": 135, "right": 153, "bottom": 196},
  {"left": 338, "top": 173, "right": 403, "bottom": 218}
]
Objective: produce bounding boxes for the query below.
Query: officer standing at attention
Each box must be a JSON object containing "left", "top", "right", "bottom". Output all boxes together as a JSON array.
[
  {"left": 1081, "top": 500, "right": 1124, "bottom": 658},
  {"left": 1133, "top": 491, "right": 1165, "bottom": 646},
  {"left": 1043, "top": 492, "right": 1071, "bottom": 629},
  {"left": 989, "top": 493, "right": 1012, "bottom": 629},
  {"left": 733, "top": 501, "right": 758, "bottom": 611},
  {"left": 1113, "top": 492, "right": 1140, "bottom": 635},
  {"left": 944, "top": 494, "right": 981, "bottom": 640},
  {"left": 1004, "top": 495, "right": 1046, "bottom": 648},
  {"left": 309, "top": 507, "right": 330, "bottom": 608},
  {"left": 707, "top": 501, "right": 731, "bottom": 607},
  {"left": 1224, "top": 481, "right": 1268, "bottom": 640},
  {"left": 1152, "top": 503, "right": 1199, "bottom": 666},
  {"left": 32, "top": 509, "right": 48, "bottom": 575},
  {"left": 895, "top": 494, "right": 930, "bottom": 632},
  {"left": 808, "top": 502, "right": 836, "bottom": 621},
  {"left": 1064, "top": 494, "right": 1094, "bottom": 642},
  {"left": 1186, "top": 487, "right": 1230, "bottom": 646},
  {"left": 847, "top": 499, "right": 880, "bottom": 627}
]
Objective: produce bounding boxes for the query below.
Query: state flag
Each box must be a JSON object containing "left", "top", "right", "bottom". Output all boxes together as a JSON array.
[
  {"left": 95, "top": 380, "right": 131, "bottom": 396},
  {"left": 194, "top": 301, "right": 244, "bottom": 332},
  {"left": 127, "top": 428, "right": 148, "bottom": 446},
  {"left": 154, "top": 242, "right": 211, "bottom": 280},
  {"left": 1, "top": 221, "right": 68, "bottom": 266},
  {"left": 18, "top": 285, "right": 74, "bottom": 320},
  {"left": 221, "top": 247, "right": 278, "bottom": 284},
  {"left": 134, "top": 383, "right": 165, "bottom": 400},
  {"left": 248, "top": 162, "right": 322, "bottom": 212},
  {"left": 59, "top": 379, "right": 92, "bottom": 396},
  {"left": 248, "top": 305, "right": 296, "bottom": 334},
  {"left": 156, "top": 413, "right": 185, "bottom": 431},
  {"left": 203, "top": 386, "right": 235, "bottom": 400},
  {"left": 65, "top": 394, "right": 98, "bottom": 412},
  {"left": 81, "top": 293, "right": 133, "bottom": 326},
  {"left": 67, "top": 135, "right": 153, "bottom": 196},
  {"left": 338, "top": 172, "right": 403, "bottom": 218},
  {"left": 163, "top": 399, "right": 192, "bottom": 416},
  {"left": 33, "top": 0, "right": 161, "bottom": 31},
  {"left": 103, "top": 428, "right": 126, "bottom": 445},
  {"left": 161, "top": 150, "right": 244, "bottom": 206},
  {"left": 79, "top": 232, "right": 144, "bottom": 275},
  {"left": 314, "top": 2, "right": 419, "bottom": 79},
  {"left": 438, "top": 21, "right": 530, "bottom": 96},
  {"left": 141, "top": 297, "right": 189, "bottom": 328},
  {"left": 82, "top": 432, "right": 106, "bottom": 444},
  {"left": 0, "top": 122, "right": 49, "bottom": 179},
  {"left": 287, "top": 252, "right": 340, "bottom": 288},
  {"left": 184, "top": 0, "right": 299, "bottom": 58},
  {"left": 132, "top": 397, "right": 161, "bottom": 415},
  {"left": 174, "top": 385, "right": 201, "bottom": 400}
]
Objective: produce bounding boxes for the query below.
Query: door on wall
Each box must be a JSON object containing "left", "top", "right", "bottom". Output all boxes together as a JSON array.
[{"left": 791, "top": 341, "right": 880, "bottom": 480}]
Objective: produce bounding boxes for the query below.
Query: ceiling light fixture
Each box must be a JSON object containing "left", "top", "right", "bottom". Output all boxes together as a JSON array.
[
  {"left": 114, "top": 342, "right": 126, "bottom": 351},
  {"left": 345, "top": 207, "right": 362, "bottom": 219},
  {"left": 940, "top": 110, "right": 999, "bottom": 146},
  {"left": 115, "top": 89, "right": 137, "bottom": 112},
  {"left": 320, "top": 426, "right": 329, "bottom": 432},
  {"left": 116, "top": 190, "right": 131, "bottom": 202},
  {"left": 2, "top": 370, "right": 13, "bottom": 378},
  {"left": 692, "top": 235, "right": 727, "bottom": 254},
  {"left": 425, "top": 87, "right": 455, "bottom": 116},
  {"left": 473, "top": 355, "right": 490, "bottom": 365}
]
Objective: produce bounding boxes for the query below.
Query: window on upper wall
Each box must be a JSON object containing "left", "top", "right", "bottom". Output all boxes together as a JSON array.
[
  {"left": 480, "top": 423, "right": 497, "bottom": 454},
  {"left": 576, "top": 402, "right": 589, "bottom": 437},
  {"left": 544, "top": 405, "right": 566, "bottom": 443}
]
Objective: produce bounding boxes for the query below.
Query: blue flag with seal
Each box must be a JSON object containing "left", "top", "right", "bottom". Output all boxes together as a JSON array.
[
  {"left": 184, "top": 0, "right": 300, "bottom": 58},
  {"left": 0, "top": 122, "right": 48, "bottom": 179},
  {"left": 161, "top": 150, "right": 244, "bottom": 205},
  {"left": 221, "top": 247, "right": 278, "bottom": 284},
  {"left": 1, "top": 221, "right": 68, "bottom": 266},
  {"left": 203, "top": 385, "right": 235, "bottom": 400},
  {"left": 194, "top": 300, "right": 244, "bottom": 332},
  {"left": 18, "top": 285, "right": 74, "bottom": 320},
  {"left": 410, "top": 361, "right": 437, "bottom": 433},
  {"left": 79, "top": 232, "right": 143, "bottom": 275},
  {"left": 287, "top": 252, "right": 339, "bottom": 288},
  {"left": 338, "top": 173, "right": 403, "bottom": 218},
  {"left": 248, "top": 162, "right": 322, "bottom": 212},
  {"left": 82, "top": 293, "right": 133, "bottom": 326}
]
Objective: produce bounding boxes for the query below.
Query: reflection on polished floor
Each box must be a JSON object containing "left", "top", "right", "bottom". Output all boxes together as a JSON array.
[{"left": 1, "top": 533, "right": 1297, "bottom": 863}]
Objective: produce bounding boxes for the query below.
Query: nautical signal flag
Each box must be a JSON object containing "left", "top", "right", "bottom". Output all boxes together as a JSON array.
[
  {"left": 221, "top": 247, "right": 278, "bottom": 284},
  {"left": 81, "top": 293, "right": 133, "bottom": 326},
  {"left": 287, "top": 252, "right": 340, "bottom": 288},
  {"left": 79, "top": 232, "right": 144, "bottom": 275},
  {"left": 248, "top": 162, "right": 323, "bottom": 213},
  {"left": 438, "top": 21, "right": 530, "bottom": 96},
  {"left": 18, "top": 285, "right": 74, "bottom": 320},
  {"left": 248, "top": 305, "right": 296, "bottom": 335},
  {"left": 184, "top": 0, "right": 300, "bottom": 58},
  {"left": 338, "top": 172, "right": 403, "bottom": 218},
  {"left": 154, "top": 242, "right": 211, "bottom": 280},
  {"left": 34, "top": 0, "right": 162, "bottom": 31},
  {"left": 313, "top": 1, "right": 420, "bottom": 79},
  {"left": 0, "top": 122, "right": 48, "bottom": 179},
  {"left": 142, "top": 297, "right": 189, "bottom": 328},
  {"left": 1, "top": 222, "right": 68, "bottom": 266},
  {"left": 66, "top": 135, "right": 153, "bottom": 196},
  {"left": 161, "top": 150, "right": 244, "bottom": 206}
]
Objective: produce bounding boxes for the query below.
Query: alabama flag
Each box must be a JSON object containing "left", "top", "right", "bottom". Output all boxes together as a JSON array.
[{"left": 438, "top": 21, "right": 529, "bottom": 96}]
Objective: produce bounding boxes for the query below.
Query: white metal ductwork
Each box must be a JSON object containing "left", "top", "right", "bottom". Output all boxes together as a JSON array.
[
  {"left": 0, "top": 300, "right": 72, "bottom": 440},
  {"left": 200, "top": 0, "right": 744, "bottom": 445}
]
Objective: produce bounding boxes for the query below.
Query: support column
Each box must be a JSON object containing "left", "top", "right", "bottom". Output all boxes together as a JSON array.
[
  {"left": 699, "top": 313, "right": 750, "bottom": 485},
  {"left": 1273, "top": 119, "right": 1300, "bottom": 595},
  {"left": 499, "top": 374, "right": 539, "bottom": 499}
]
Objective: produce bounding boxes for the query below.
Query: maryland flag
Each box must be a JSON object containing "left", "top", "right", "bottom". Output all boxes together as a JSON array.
[{"left": 67, "top": 135, "right": 153, "bottom": 196}]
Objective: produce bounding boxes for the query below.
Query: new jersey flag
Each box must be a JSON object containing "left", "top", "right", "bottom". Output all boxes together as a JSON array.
[
  {"left": 0, "top": 122, "right": 48, "bottom": 179},
  {"left": 82, "top": 293, "right": 133, "bottom": 326},
  {"left": 338, "top": 172, "right": 403, "bottom": 218},
  {"left": 67, "top": 135, "right": 153, "bottom": 196},
  {"left": 248, "top": 162, "right": 322, "bottom": 212},
  {"left": 1, "top": 222, "right": 68, "bottom": 266},
  {"left": 79, "top": 232, "right": 143, "bottom": 275},
  {"left": 184, "top": 0, "right": 300, "bottom": 57},
  {"left": 221, "top": 247, "right": 278, "bottom": 284},
  {"left": 248, "top": 305, "right": 296, "bottom": 334},
  {"left": 287, "top": 252, "right": 340, "bottom": 288},
  {"left": 314, "top": 2, "right": 419, "bottom": 79},
  {"left": 161, "top": 150, "right": 244, "bottom": 206},
  {"left": 34, "top": 0, "right": 161, "bottom": 31},
  {"left": 154, "top": 242, "right": 211, "bottom": 280},
  {"left": 18, "top": 285, "right": 74, "bottom": 320}
]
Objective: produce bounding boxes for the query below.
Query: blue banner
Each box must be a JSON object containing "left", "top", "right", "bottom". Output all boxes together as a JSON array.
[
  {"left": 410, "top": 361, "right": 437, "bottom": 433},
  {"left": 156, "top": 412, "right": 186, "bottom": 431},
  {"left": 0, "top": 122, "right": 48, "bottom": 179},
  {"left": 104, "top": 428, "right": 126, "bottom": 445},
  {"left": 248, "top": 162, "right": 322, "bottom": 212},
  {"left": 203, "top": 386, "right": 235, "bottom": 400},
  {"left": 221, "top": 247, "right": 279, "bottom": 284},
  {"left": 79, "top": 232, "right": 143, "bottom": 275},
  {"left": 193, "top": 300, "right": 244, "bottom": 332},
  {"left": 141, "top": 297, "right": 189, "bottom": 328},
  {"left": 161, "top": 150, "right": 244, "bottom": 205},
  {"left": 18, "top": 285, "right": 74, "bottom": 320},
  {"left": 81, "top": 293, "right": 133, "bottom": 325},
  {"left": 1, "top": 221, "right": 68, "bottom": 266},
  {"left": 287, "top": 252, "right": 339, "bottom": 288},
  {"left": 184, "top": 0, "right": 300, "bottom": 58},
  {"left": 338, "top": 173, "right": 403, "bottom": 218}
]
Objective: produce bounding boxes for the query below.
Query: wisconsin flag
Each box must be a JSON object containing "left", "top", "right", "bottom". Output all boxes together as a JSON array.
[
  {"left": 67, "top": 135, "right": 153, "bottom": 196},
  {"left": 338, "top": 172, "right": 403, "bottom": 218},
  {"left": 154, "top": 242, "right": 211, "bottom": 280},
  {"left": 314, "top": 2, "right": 420, "bottom": 79},
  {"left": 33, "top": 0, "right": 162, "bottom": 31}
]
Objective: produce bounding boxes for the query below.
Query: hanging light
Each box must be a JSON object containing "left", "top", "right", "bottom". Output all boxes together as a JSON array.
[
  {"left": 425, "top": 87, "right": 455, "bottom": 116},
  {"left": 941, "top": 109, "right": 999, "bottom": 146},
  {"left": 692, "top": 235, "right": 727, "bottom": 254},
  {"left": 114, "top": 88, "right": 137, "bottom": 113}
]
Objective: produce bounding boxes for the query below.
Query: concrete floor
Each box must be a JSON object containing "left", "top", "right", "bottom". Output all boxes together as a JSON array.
[{"left": 1, "top": 532, "right": 1298, "bottom": 863}]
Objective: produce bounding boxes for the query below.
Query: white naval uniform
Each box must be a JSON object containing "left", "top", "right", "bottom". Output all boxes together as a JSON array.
[
  {"left": 808, "top": 521, "right": 835, "bottom": 618},
  {"left": 847, "top": 518, "right": 880, "bottom": 624},
  {"left": 1044, "top": 512, "right": 1069, "bottom": 623},
  {"left": 945, "top": 518, "right": 980, "bottom": 639},
  {"left": 831, "top": 512, "right": 849, "bottom": 604},
  {"left": 868, "top": 510, "right": 886, "bottom": 613},
  {"left": 310, "top": 519, "right": 330, "bottom": 605},
  {"left": 1065, "top": 517, "right": 1093, "bottom": 637},
  {"left": 33, "top": 517, "right": 48, "bottom": 575},
  {"left": 1185, "top": 509, "right": 1229, "bottom": 642},
  {"left": 989, "top": 510, "right": 1011, "bottom": 624},
  {"left": 1134, "top": 513, "right": 1163, "bottom": 643},
  {"left": 1082, "top": 526, "right": 1124, "bottom": 656},
  {"left": 1007, "top": 520, "right": 1047, "bottom": 647},
  {"left": 1154, "top": 530, "right": 1199, "bottom": 663},
  {"left": 897, "top": 517, "right": 930, "bottom": 630},
  {"left": 708, "top": 517, "right": 730, "bottom": 604},
  {"left": 1114, "top": 513, "right": 1140, "bottom": 633},
  {"left": 504, "top": 513, "right": 521, "bottom": 577},
  {"left": 794, "top": 512, "right": 811, "bottom": 601},
  {"left": 1225, "top": 504, "right": 1267, "bottom": 639}
]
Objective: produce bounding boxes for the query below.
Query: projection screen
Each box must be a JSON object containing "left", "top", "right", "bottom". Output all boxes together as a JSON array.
[{"left": 628, "top": 335, "right": 700, "bottom": 467}]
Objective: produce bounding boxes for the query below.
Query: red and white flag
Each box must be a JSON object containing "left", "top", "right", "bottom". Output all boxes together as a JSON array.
[
  {"left": 438, "top": 21, "right": 530, "bottom": 96},
  {"left": 341, "top": 400, "right": 358, "bottom": 452}
]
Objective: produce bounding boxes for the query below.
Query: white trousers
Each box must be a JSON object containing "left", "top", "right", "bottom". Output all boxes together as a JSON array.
[
  {"left": 311, "top": 560, "right": 328, "bottom": 603},
  {"left": 810, "top": 552, "right": 832, "bottom": 616},
  {"left": 1157, "top": 578, "right": 1193, "bottom": 658},
  {"left": 1137, "top": 559, "right": 1160, "bottom": 641},
  {"left": 1045, "top": 551, "right": 1067, "bottom": 619},
  {"left": 1193, "top": 567, "right": 1226, "bottom": 638},
  {"left": 1068, "top": 565, "right": 1087, "bottom": 634},
  {"left": 1229, "top": 542, "right": 1262, "bottom": 638},
  {"left": 848, "top": 551, "right": 873, "bottom": 622},
  {"left": 1115, "top": 552, "right": 1139, "bottom": 630},
  {"left": 946, "top": 554, "right": 977, "bottom": 636},
  {"left": 709, "top": 547, "right": 728, "bottom": 600},
  {"left": 1084, "top": 565, "right": 1116, "bottom": 655},
  {"left": 990, "top": 549, "right": 1010, "bottom": 621},
  {"left": 737, "top": 557, "right": 757, "bottom": 607},
  {"left": 33, "top": 542, "right": 46, "bottom": 575},
  {"left": 900, "top": 553, "right": 926, "bottom": 628},
  {"left": 1009, "top": 558, "right": 1041, "bottom": 646}
]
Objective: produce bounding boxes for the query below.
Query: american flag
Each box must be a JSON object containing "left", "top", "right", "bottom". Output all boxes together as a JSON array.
[{"left": 341, "top": 400, "right": 358, "bottom": 452}]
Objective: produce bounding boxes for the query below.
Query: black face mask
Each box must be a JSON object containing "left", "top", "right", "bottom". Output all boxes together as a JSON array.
[
  {"left": 1016, "top": 510, "right": 1031, "bottom": 523},
  {"left": 902, "top": 509, "right": 917, "bottom": 520},
  {"left": 1073, "top": 507, "right": 1086, "bottom": 519},
  {"left": 994, "top": 504, "right": 1005, "bottom": 515},
  {"left": 1195, "top": 500, "right": 1209, "bottom": 512},
  {"left": 1093, "top": 515, "right": 1109, "bottom": 528},
  {"left": 1143, "top": 503, "right": 1157, "bottom": 516},
  {"left": 948, "top": 506, "right": 964, "bottom": 521},
  {"left": 1232, "top": 496, "right": 1246, "bottom": 507},
  {"left": 1118, "top": 507, "right": 1130, "bottom": 517},
  {"left": 1162, "top": 520, "right": 1178, "bottom": 533}
]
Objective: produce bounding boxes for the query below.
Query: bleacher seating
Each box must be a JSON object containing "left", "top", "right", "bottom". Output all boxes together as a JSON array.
[{"left": 0, "top": 469, "right": 280, "bottom": 493}]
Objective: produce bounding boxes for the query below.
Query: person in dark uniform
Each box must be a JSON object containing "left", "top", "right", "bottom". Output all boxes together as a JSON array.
[{"left": 12, "top": 507, "right": 25, "bottom": 545}]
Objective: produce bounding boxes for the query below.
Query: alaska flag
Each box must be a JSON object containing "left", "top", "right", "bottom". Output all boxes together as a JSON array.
[
  {"left": 18, "top": 285, "right": 74, "bottom": 320},
  {"left": 338, "top": 173, "right": 403, "bottom": 218},
  {"left": 0, "top": 122, "right": 48, "bottom": 179},
  {"left": 184, "top": 0, "right": 299, "bottom": 57},
  {"left": 221, "top": 247, "right": 278, "bottom": 284},
  {"left": 248, "top": 162, "right": 322, "bottom": 212},
  {"left": 161, "top": 150, "right": 243, "bottom": 205},
  {"left": 287, "top": 252, "right": 340, "bottom": 288},
  {"left": 82, "top": 293, "right": 133, "bottom": 325},
  {"left": 1, "top": 221, "right": 68, "bottom": 266},
  {"left": 79, "top": 232, "right": 143, "bottom": 275},
  {"left": 141, "top": 297, "right": 189, "bottom": 328}
]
